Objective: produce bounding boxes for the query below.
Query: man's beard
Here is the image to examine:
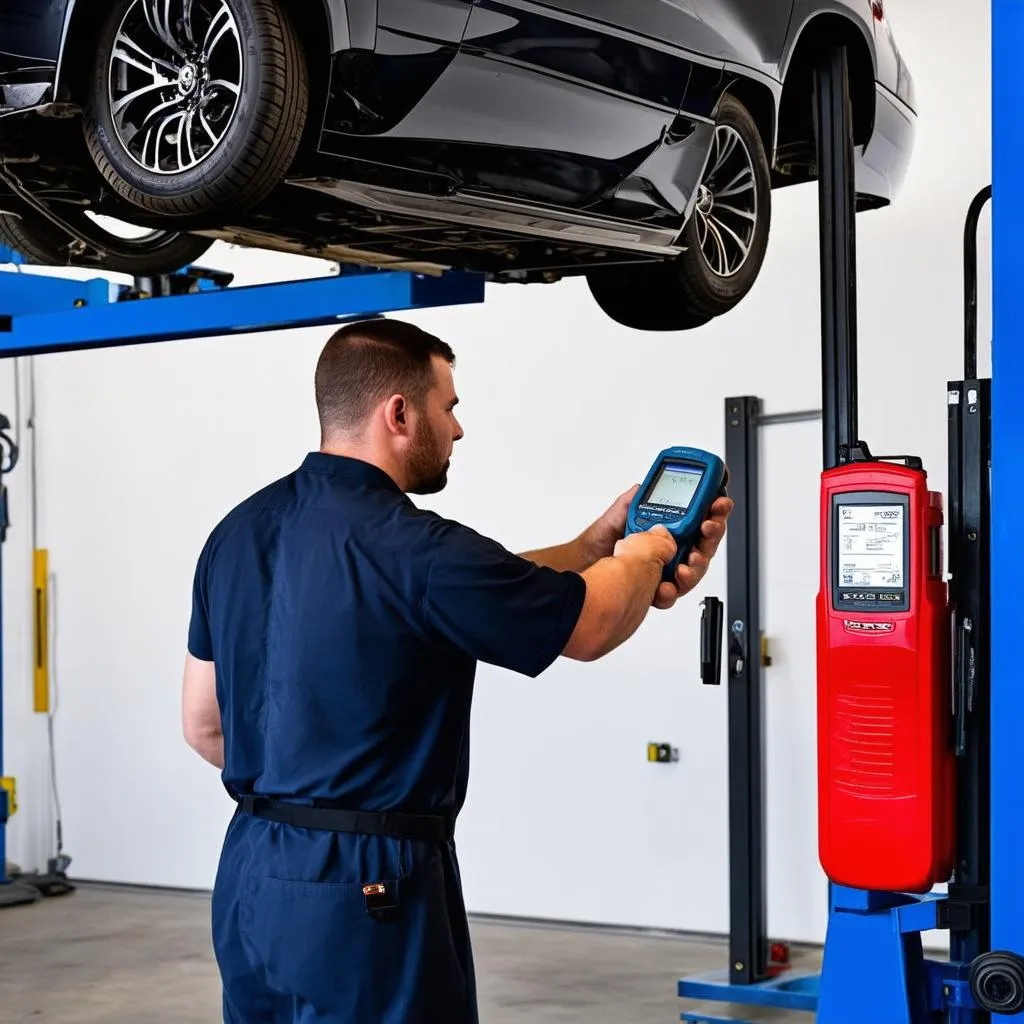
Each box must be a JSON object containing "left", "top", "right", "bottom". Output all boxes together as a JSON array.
[{"left": 407, "top": 418, "right": 450, "bottom": 495}]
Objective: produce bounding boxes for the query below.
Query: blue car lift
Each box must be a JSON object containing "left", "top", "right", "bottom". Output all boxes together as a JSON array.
[
  {"left": 680, "top": 16, "right": 1023, "bottom": 1024},
  {"left": 0, "top": 252, "right": 484, "bottom": 904}
]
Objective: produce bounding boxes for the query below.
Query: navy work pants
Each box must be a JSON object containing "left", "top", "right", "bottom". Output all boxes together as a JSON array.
[{"left": 212, "top": 810, "right": 479, "bottom": 1023}]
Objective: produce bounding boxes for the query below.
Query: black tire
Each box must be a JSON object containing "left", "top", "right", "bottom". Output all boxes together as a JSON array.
[
  {"left": 585, "top": 93, "right": 771, "bottom": 332},
  {"left": 587, "top": 264, "right": 714, "bottom": 332},
  {"left": 674, "top": 94, "right": 771, "bottom": 318},
  {"left": 0, "top": 209, "right": 213, "bottom": 275},
  {"left": 82, "top": 0, "right": 309, "bottom": 218}
]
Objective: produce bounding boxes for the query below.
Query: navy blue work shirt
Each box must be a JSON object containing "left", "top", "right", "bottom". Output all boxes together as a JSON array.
[
  {"left": 187, "top": 451, "right": 587, "bottom": 817},
  {"left": 189, "top": 453, "right": 589, "bottom": 1021}
]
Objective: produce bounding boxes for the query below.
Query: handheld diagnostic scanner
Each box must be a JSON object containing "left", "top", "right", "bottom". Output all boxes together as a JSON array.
[{"left": 626, "top": 447, "right": 728, "bottom": 583}]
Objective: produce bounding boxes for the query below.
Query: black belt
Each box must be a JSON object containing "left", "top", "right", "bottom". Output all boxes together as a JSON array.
[{"left": 236, "top": 794, "right": 454, "bottom": 843}]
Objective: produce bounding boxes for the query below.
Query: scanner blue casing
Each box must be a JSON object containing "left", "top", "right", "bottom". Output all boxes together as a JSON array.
[{"left": 625, "top": 446, "right": 728, "bottom": 583}]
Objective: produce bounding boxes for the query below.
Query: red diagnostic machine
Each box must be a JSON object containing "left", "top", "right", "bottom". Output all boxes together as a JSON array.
[{"left": 816, "top": 449, "right": 956, "bottom": 893}]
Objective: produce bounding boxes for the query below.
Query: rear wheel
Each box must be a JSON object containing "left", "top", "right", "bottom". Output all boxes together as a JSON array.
[
  {"left": 0, "top": 208, "right": 212, "bottom": 275},
  {"left": 586, "top": 264, "right": 714, "bottom": 332},
  {"left": 82, "top": 0, "right": 309, "bottom": 217},
  {"left": 586, "top": 94, "right": 771, "bottom": 331}
]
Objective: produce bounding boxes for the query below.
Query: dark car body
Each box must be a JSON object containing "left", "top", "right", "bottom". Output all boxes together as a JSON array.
[{"left": 0, "top": 0, "right": 915, "bottom": 323}]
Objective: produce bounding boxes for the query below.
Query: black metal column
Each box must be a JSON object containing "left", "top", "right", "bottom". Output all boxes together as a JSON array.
[
  {"left": 947, "top": 376, "right": 991, "bottom": 971},
  {"left": 946, "top": 185, "right": 993, "bottom": 978},
  {"left": 724, "top": 395, "right": 767, "bottom": 986},
  {"left": 814, "top": 45, "right": 860, "bottom": 469}
]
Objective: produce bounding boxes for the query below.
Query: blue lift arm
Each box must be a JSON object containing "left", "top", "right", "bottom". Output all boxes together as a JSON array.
[{"left": 0, "top": 261, "right": 485, "bottom": 358}]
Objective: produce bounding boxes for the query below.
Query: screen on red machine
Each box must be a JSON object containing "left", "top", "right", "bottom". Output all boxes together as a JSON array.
[{"left": 833, "top": 493, "right": 910, "bottom": 613}]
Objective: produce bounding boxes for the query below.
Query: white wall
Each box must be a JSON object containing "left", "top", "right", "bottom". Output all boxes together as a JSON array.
[{"left": 3, "top": 0, "right": 990, "bottom": 948}]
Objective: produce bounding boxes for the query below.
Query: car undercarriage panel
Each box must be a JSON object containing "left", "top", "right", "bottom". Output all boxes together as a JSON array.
[
  {"left": 0, "top": 106, "right": 687, "bottom": 281},
  {"left": 192, "top": 179, "right": 681, "bottom": 280}
]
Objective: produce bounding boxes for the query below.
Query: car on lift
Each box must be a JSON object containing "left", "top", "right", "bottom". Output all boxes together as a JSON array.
[{"left": 0, "top": 0, "right": 914, "bottom": 331}]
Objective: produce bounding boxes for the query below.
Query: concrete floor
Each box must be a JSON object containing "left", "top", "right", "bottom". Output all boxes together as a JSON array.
[{"left": 0, "top": 884, "right": 819, "bottom": 1022}]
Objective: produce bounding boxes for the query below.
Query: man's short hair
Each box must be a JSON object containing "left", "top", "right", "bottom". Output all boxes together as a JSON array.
[{"left": 314, "top": 318, "right": 455, "bottom": 434}]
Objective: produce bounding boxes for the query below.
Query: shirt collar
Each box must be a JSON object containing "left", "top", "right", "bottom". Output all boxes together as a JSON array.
[{"left": 300, "top": 452, "right": 405, "bottom": 494}]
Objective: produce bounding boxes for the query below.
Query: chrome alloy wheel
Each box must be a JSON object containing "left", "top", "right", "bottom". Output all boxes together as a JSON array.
[
  {"left": 107, "top": 0, "right": 243, "bottom": 176},
  {"left": 693, "top": 125, "right": 758, "bottom": 279}
]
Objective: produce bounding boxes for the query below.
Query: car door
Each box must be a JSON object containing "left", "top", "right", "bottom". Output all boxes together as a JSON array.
[{"left": 430, "top": 0, "right": 700, "bottom": 209}]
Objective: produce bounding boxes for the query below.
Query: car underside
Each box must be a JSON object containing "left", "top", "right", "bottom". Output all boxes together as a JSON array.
[
  {"left": 0, "top": 98, "right": 710, "bottom": 284},
  {"left": 0, "top": 0, "right": 914, "bottom": 332}
]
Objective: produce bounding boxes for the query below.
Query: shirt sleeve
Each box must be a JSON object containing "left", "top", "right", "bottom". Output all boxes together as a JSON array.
[
  {"left": 420, "top": 517, "right": 587, "bottom": 678},
  {"left": 187, "top": 539, "right": 214, "bottom": 662}
]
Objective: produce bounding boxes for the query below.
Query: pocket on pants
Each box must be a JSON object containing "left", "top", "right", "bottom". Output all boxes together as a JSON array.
[{"left": 245, "top": 873, "right": 411, "bottom": 1017}]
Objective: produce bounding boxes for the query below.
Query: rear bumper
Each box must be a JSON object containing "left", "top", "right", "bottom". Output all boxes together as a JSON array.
[{"left": 855, "top": 83, "right": 917, "bottom": 206}]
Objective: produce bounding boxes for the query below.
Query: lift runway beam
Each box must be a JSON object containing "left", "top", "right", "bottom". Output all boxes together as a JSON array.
[{"left": 0, "top": 266, "right": 486, "bottom": 359}]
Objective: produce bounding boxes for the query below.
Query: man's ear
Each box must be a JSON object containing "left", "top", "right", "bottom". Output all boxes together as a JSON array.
[{"left": 383, "top": 394, "right": 410, "bottom": 436}]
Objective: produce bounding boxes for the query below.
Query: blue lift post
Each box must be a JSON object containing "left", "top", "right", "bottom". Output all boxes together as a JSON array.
[
  {"left": 989, "top": 0, "right": 1024, "bottom": 1019},
  {"left": 0, "top": 256, "right": 484, "bottom": 903}
]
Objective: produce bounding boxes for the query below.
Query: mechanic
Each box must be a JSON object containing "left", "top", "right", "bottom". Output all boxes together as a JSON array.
[{"left": 181, "top": 317, "right": 732, "bottom": 1023}]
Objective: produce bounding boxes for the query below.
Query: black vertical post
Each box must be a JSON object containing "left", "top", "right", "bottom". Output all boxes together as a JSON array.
[
  {"left": 812, "top": 41, "right": 859, "bottom": 949},
  {"left": 947, "top": 186, "right": 994, "bottom": 978},
  {"left": 724, "top": 395, "right": 767, "bottom": 986},
  {"left": 814, "top": 45, "right": 860, "bottom": 469},
  {"left": 947, "top": 377, "right": 991, "bottom": 972}
]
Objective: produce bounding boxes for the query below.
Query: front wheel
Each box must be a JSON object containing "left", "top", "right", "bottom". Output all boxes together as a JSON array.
[
  {"left": 83, "top": 0, "right": 309, "bottom": 218},
  {"left": 586, "top": 93, "right": 771, "bottom": 331}
]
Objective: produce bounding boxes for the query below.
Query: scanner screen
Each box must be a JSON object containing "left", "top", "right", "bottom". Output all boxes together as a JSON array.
[{"left": 646, "top": 462, "right": 704, "bottom": 511}]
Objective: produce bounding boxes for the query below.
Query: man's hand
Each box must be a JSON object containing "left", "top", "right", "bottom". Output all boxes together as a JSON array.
[
  {"left": 651, "top": 496, "right": 733, "bottom": 610},
  {"left": 578, "top": 484, "right": 641, "bottom": 565},
  {"left": 613, "top": 522, "right": 678, "bottom": 568},
  {"left": 563, "top": 524, "right": 678, "bottom": 662}
]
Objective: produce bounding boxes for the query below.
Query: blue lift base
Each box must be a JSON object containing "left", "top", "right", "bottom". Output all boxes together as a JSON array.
[
  {"left": 679, "top": 967, "right": 819, "bottom": 1023},
  {"left": 680, "top": 887, "right": 979, "bottom": 1024},
  {"left": 818, "top": 887, "right": 976, "bottom": 1024}
]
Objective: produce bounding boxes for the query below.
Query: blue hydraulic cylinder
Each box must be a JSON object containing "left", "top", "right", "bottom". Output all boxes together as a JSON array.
[{"left": 991, "top": 2, "right": 1024, "bottom": 1016}]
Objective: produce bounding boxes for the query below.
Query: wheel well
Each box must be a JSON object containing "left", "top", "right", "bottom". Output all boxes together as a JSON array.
[
  {"left": 722, "top": 78, "right": 776, "bottom": 165},
  {"left": 775, "top": 13, "right": 876, "bottom": 181}
]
